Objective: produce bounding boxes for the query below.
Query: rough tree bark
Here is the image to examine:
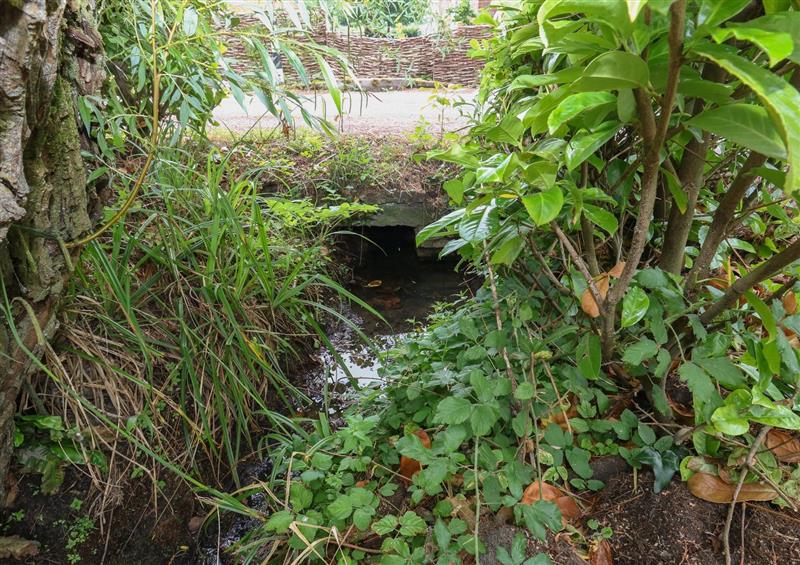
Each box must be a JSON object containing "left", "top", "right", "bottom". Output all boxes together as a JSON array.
[{"left": 0, "top": 0, "right": 103, "bottom": 499}]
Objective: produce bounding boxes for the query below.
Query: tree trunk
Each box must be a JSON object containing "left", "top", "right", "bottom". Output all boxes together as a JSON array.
[{"left": 0, "top": 0, "right": 104, "bottom": 499}]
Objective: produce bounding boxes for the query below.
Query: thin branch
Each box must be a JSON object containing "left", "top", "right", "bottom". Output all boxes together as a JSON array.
[
  {"left": 700, "top": 238, "right": 800, "bottom": 323},
  {"left": 685, "top": 152, "right": 768, "bottom": 289},
  {"left": 529, "top": 238, "right": 570, "bottom": 294},
  {"left": 551, "top": 222, "right": 605, "bottom": 315}
]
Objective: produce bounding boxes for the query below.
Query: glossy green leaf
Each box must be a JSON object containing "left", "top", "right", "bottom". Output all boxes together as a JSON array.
[
  {"left": 694, "top": 43, "right": 800, "bottom": 193},
  {"left": 459, "top": 205, "right": 499, "bottom": 244},
  {"left": 622, "top": 338, "right": 658, "bottom": 365},
  {"left": 522, "top": 185, "right": 564, "bottom": 226},
  {"left": 565, "top": 122, "right": 621, "bottom": 171},
  {"left": 697, "top": 0, "right": 751, "bottom": 30},
  {"left": 572, "top": 52, "right": 650, "bottom": 92},
  {"left": 712, "top": 27, "right": 793, "bottom": 67},
  {"left": 627, "top": 0, "right": 647, "bottom": 21},
  {"left": 434, "top": 397, "right": 472, "bottom": 425},
  {"left": 687, "top": 104, "right": 787, "bottom": 160},
  {"left": 735, "top": 12, "right": 800, "bottom": 63},
  {"left": 621, "top": 287, "right": 650, "bottom": 328},
  {"left": 547, "top": 92, "right": 616, "bottom": 133}
]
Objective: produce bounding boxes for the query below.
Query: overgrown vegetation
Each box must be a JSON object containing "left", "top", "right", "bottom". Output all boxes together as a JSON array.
[
  {"left": 206, "top": 1, "right": 800, "bottom": 563},
  {"left": 10, "top": 0, "right": 800, "bottom": 563}
]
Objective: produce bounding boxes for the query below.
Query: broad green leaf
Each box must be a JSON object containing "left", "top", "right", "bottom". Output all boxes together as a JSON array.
[
  {"left": 514, "top": 382, "right": 535, "bottom": 400},
  {"left": 697, "top": 0, "right": 750, "bottom": 30},
  {"left": 621, "top": 287, "right": 650, "bottom": 328},
  {"left": 434, "top": 397, "right": 472, "bottom": 425},
  {"left": 265, "top": 510, "right": 294, "bottom": 533},
  {"left": 398, "top": 511, "right": 427, "bottom": 537},
  {"left": 736, "top": 12, "right": 800, "bottom": 63},
  {"left": 522, "top": 185, "right": 564, "bottom": 226},
  {"left": 694, "top": 43, "right": 800, "bottom": 193},
  {"left": 572, "top": 52, "right": 650, "bottom": 92},
  {"left": 695, "top": 357, "right": 746, "bottom": 390},
  {"left": 353, "top": 508, "right": 373, "bottom": 531},
  {"left": 617, "top": 88, "right": 636, "bottom": 123},
  {"left": 711, "top": 404, "right": 750, "bottom": 435},
  {"left": 622, "top": 338, "right": 658, "bottom": 365},
  {"left": 687, "top": 104, "right": 787, "bottom": 160},
  {"left": 417, "top": 208, "right": 465, "bottom": 245},
  {"left": 459, "top": 205, "right": 499, "bottom": 243},
  {"left": 372, "top": 514, "right": 398, "bottom": 535},
  {"left": 712, "top": 27, "right": 793, "bottom": 67},
  {"left": 521, "top": 501, "right": 562, "bottom": 540},
  {"left": 583, "top": 203, "right": 618, "bottom": 234},
  {"left": 565, "top": 122, "right": 621, "bottom": 171},
  {"left": 491, "top": 235, "right": 525, "bottom": 265},
  {"left": 327, "top": 495, "right": 353, "bottom": 521},
  {"left": 678, "top": 362, "right": 719, "bottom": 412},
  {"left": 565, "top": 447, "right": 593, "bottom": 479},
  {"left": 470, "top": 404, "right": 498, "bottom": 436},
  {"left": 443, "top": 179, "right": 464, "bottom": 204},
  {"left": 547, "top": 92, "right": 616, "bottom": 134},
  {"left": 487, "top": 115, "right": 525, "bottom": 145}
]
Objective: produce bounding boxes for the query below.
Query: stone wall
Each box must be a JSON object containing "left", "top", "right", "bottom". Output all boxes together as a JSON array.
[{"left": 226, "top": 17, "right": 490, "bottom": 86}]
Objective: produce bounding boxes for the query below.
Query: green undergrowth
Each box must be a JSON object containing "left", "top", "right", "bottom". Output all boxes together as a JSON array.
[
  {"left": 214, "top": 129, "right": 453, "bottom": 204},
  {"left": 215, "top": 263, "right": 689, "bottom": 563},
  {"left": 28, "top": 143, "right": 377, "bottom": 487}
]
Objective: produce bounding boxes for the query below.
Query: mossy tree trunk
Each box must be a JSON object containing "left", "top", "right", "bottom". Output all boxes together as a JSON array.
[{"left": 0, "top": 0, "right": 104, "bottom": 498}]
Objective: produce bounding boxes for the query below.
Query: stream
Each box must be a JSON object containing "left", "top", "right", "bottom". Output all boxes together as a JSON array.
[{"left": 197, "top": 225, "right": 477, "bottom": 562}]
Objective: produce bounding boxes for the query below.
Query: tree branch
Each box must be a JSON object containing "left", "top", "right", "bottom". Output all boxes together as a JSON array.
[
  {"left": 685, "top": 152, "right": 767, "bottom": 289},
  {"left": 699, "top": 238, "right": 800, "bottom": 324},
  {"left": 551, "top": 222, "right": 605, "bottom": 315}
]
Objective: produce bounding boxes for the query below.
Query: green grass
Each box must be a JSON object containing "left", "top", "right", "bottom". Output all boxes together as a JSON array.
[{"left": 49, "top": 143, "right": 377, "bottom": 484}]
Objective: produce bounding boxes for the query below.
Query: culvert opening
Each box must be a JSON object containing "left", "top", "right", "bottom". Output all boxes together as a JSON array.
[{"left": 338, "top": 225, "right": 477, "bottom": 333}]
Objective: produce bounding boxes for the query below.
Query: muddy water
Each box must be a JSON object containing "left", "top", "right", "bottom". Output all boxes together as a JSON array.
[{"left": 198, "top": 228, "right": 476, "bottom": 562}]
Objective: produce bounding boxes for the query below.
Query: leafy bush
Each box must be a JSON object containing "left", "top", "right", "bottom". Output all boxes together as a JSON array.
[{"left": 215, "top": 1, "right": 800, "bottom": 562}]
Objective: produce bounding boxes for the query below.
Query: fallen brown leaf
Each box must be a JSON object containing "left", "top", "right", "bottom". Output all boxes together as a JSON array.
[
  {"left": 398, "top": 429, "right": 431, "bottom": 483},
  {"left": 687, "top": 472, "right": 778, "bottom": 503},
  {"left": 766, "top": 429, "right": 800, "bottom": 463},
  {"left": 521, "top": 481, "right": 581, "bottom": 522},
  {"left": 0, "top": 536, "right": 39, "bottom": 560},
  {"left": 783, "top": 292, "right": 798, "bottom": 315},
  {"left": 580, "top": 275, "right": 609, "bottom": 318},
  {"left": 589, "top": 538, "right": 613, "bottom": 565}
]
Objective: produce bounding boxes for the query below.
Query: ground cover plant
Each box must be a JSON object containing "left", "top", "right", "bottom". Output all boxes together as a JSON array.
[{"left": 209, "top": 0, "right": 800, "bottom": 563}]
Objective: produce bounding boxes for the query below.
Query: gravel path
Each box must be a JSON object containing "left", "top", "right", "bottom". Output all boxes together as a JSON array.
[{"left": 211, "top": 88, "right": 477, "bottom": 136}]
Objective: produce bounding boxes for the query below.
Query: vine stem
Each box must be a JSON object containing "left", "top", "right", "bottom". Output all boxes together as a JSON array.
[
  {"left": 66, "top": 0, "right": 162, "bottom": 248},
  {"left": 474, "top": 435, "right": 480, "bottom": 564}
]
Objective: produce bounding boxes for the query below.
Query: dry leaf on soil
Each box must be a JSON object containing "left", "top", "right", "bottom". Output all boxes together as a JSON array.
[
  {"left": 398, "top": 429, "right": 431, "bottom": 482},
  {"left": 766, "top": 429, "right": 800, "bottom": 463},
  {"left": 521, "top": 481, "right": 581, "bottom": 522},
  {"left": 589, "top": 538, "right": 613, "bottom": 565},
  {"left": 0, "top": 536, "right": 39, "bottom": 560},
  {"left": 687, "top": 472, "right": 778, "bottom": 503}
]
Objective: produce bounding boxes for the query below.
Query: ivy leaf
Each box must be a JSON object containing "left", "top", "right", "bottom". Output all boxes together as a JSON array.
[
  {"left": 398, "top": 511, "right": 427, "bottom": 537},
  {"left": 621, "top": 287, "right": 650, "bottom": 328},
  {"left": 372, "top": 514, "right": 398, "bottom": 536},
  {"left": 434, "top": 397, "right": 472, "bottom": 425},
  {"left": 694, "top": 42, "right": 800, "bottom": 193},
  {"left": 522, "top": 185, "right": 564, "bottom": 226}
]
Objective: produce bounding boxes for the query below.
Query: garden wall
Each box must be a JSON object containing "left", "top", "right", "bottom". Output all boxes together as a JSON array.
[{"left": 225, "top": 15, "right": 490, "bottom": 86}]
